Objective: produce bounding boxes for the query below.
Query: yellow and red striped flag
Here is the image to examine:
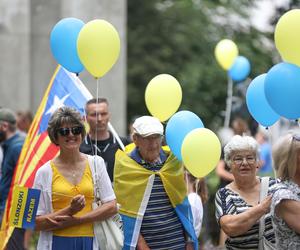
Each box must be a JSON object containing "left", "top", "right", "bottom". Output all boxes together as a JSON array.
[{"left": 0, "top": 66, "right": 92, "bottom": 248}]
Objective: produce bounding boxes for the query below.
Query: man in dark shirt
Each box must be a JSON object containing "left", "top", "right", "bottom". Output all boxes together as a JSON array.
[
  {"left": 0, "top": 108, "right": 25, "bottom": 249},
  {"left": 80, "top": 98, "right": 130, "bottom": 182}
]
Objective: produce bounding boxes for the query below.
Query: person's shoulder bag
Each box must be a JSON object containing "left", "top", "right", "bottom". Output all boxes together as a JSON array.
[
  {"left": 258, "top": 177, "right": 276, "bottom": 250},
  {"left": 91, "top": 156, "right": 124, "bottom": 250}
]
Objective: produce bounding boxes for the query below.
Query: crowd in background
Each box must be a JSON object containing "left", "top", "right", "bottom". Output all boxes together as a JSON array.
[{"left": 0, "top": 104, "right": 300, "bottom": 249}]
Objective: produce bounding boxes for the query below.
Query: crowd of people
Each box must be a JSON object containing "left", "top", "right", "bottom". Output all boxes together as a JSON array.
[{"left": 0, "top": 100, "right": 300, "bottom": 249}]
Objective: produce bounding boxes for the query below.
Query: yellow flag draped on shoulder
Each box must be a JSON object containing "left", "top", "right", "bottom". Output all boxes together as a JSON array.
[
  {"left": 114, "top": 145, "right": 198, "bottom": 250},
  {"left": 114, "top": 146, "right": 186, "bottom": 217}
]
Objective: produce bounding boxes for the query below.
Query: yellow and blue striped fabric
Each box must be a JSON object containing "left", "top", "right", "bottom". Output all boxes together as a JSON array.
[
  {"left": 114, "top": 145, "right": 198, "bottom": 250},
  {"left": 9, "top": 186, "right": 40, "bottom": 229}
]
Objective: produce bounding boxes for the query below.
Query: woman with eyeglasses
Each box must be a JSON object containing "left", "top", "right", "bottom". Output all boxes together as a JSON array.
[
  {"left": 33, "top": 106, "right": 117, "bottom": 250},
  {"left": 215, "top": 135, "right": 276, "bottom": 249},
  {"left": 271, "top": 133, "right": 300, "bottom": 249}
]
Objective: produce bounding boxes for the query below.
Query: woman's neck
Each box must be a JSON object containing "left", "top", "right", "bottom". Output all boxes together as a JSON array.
[
  {"left": 57, "top": 150, "right": 82, "bottom": 164},
  {"left": 233, "top": 177, "right": 258, "bottom": 191},
  {"left": 186, "top": 182, "right": 195, "bottom": 194}
]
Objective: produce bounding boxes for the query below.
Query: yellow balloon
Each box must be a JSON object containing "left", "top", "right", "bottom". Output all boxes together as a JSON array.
[
  {"left": 275, "top": 9, "right": 300, "bottom": 66},
  {"left": 145, "top": 74, "right": 182, "bottom": 122},
  {"left": 77, "top": 19, "right": 120, "bottom": 78},
  {"left": 181, "top": 128, "right": 221, "bottom": 178},
  {"left": 214, "top": 39, "right": 239, "bottom": 70}
]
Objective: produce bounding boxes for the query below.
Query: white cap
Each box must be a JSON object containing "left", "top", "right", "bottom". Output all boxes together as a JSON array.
[{"left": 132, "top": 116, "right": 164, "bottom": 137}]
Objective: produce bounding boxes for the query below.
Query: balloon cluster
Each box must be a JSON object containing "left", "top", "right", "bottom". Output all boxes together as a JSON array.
[
  {"left": 50, "top": 18, "right": 222, "bottom": 178},
  {"left": 215, "top": 39, "right": 251, "bottom": 82},
  {"left": 50, "top": 18, "right": 120, "bottom": 78},
  {"left": 246, "top": 9, "right": 300, "bottom": 127},
  {"left": 144, "top": 74, "right": 221, "bottom": 178}
]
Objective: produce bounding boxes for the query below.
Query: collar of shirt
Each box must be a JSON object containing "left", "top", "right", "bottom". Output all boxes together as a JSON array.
[
  {"left": 129, "top": 147, "right": 167, "bottom": 166},
  {"left": 2, "top": 133, "right": 20, "bottom": 149}
]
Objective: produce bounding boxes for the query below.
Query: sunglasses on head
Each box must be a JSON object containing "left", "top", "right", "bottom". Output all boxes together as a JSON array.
[{"left": 57, "top": 126, "right": 83, "bottom": 136}]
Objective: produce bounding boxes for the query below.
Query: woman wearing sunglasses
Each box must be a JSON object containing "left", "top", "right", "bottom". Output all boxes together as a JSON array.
[
  {"left": 271, "top": 133, "right": 300, "bottom": 249},
  {"left": 215, "top": 135, "right": 276, "bottom": 249},
  {"left": 33, "top": 106, "right": 117, "bottom": 250}
]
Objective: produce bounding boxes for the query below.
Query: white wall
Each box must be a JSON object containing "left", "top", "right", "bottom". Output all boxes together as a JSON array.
[{"left": 0, "top": 0, "right": 127, "bottom": 135}]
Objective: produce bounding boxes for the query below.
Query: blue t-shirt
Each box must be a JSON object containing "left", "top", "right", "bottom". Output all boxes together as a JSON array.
[{"left": 0, "top": 133, "right": 24, "bottom": 211}]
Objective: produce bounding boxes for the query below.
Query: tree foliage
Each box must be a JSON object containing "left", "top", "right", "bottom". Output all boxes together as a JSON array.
[{"left": 127, "top": 0, "right": 275, "bottom": 130}]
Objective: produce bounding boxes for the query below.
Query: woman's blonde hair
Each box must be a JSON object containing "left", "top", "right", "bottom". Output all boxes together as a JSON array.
[
  {"left": 185, "top": 171, "right": 208, "bottom": 204},
  {"left": 272, "top": 133, "right": 300, "bottom": 180}
]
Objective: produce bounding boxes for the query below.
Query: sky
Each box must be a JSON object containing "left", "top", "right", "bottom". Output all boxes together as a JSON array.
[{"left": 251, "top": 0, "right": 290, "bottom": 32}]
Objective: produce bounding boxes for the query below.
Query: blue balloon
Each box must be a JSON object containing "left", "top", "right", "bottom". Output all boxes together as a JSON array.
[
  {"left": 265, "top": 62, "right": 300, "bottom": 119},
  {"left": 166, "top": 111, "right": 204, "bottom": 161},
  {"left": 228, "top": 56, "right": 251, "bottom": 82},
  {"left": 50, "top": 18, "right": 84, "bottom": 74},
  {"left": 246, "top": 74, "right": 280, "bottom": 127}
]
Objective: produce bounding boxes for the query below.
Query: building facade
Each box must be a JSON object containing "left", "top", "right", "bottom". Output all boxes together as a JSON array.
[{"left": 0, "top": 0, "right": 127, "bottom": 134}]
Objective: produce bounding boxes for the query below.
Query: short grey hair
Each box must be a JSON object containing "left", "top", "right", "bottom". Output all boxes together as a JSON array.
[{"left": 224, "top": 135, "right": 259, "bottom": 165}]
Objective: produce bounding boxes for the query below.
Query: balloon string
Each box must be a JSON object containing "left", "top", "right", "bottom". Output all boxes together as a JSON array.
[
  {"left": 266, "top": 126, "right": 276, "bottom": 179},
  {"left": 224, "top": 76, "right": 233, "bottom": 128},
  {"left": 94, "top": 78, "right": 100, "bottom": 159},
  {"left": 91, "top": 78, "right": 101, "bottom": 176},
  {"left": 296, "top": 119, "right": 300, "bottom": 128}
]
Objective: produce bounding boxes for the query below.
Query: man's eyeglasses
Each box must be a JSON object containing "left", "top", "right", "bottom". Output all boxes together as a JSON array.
[
  {"left": 57, "top": 126, "right": 83, "bottom": 136},
  {"left": 232, "top": 155, "right": 256, "bottom": 165}
]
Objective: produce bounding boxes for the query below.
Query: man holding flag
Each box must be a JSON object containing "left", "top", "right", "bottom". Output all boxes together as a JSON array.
[{"left": 0, "top": 108, "right": 26, "bottom": 249}]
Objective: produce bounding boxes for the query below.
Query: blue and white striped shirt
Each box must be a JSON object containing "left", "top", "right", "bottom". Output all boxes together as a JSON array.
[
  {"left": 130, "top": 148, "right": 186, "bottom": 250},
  {"left": 215, "top": 177, "right": 277, "bottom": 249}
]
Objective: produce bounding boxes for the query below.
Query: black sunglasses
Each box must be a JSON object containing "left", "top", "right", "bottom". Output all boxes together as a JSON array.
[{"left": 57, "top": 126, "right": 83, "bottom": 136}]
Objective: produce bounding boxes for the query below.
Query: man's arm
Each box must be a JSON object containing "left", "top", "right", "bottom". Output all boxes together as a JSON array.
[
  {"left": 216, "top": 160, "right": 234, "bottom": 182},
  {"left": 136, "top": 234, "right": 150, "bottom": 250}
]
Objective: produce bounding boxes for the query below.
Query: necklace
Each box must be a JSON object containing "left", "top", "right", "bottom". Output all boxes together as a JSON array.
[{"left": 71, "top": 167, "right": 81, "bottom": 178}]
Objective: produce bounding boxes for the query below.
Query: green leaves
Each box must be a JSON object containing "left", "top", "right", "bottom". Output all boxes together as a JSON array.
[{"left": 127, "top": 0, "right": 274, "bottom": 129}]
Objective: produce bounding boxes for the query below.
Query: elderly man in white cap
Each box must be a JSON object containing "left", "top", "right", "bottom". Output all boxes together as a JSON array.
[{"left": 114, "top": 116, "right": 198, "bottom": 250}]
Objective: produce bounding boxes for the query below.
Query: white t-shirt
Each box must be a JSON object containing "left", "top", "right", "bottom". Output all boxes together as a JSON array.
[{"left": 188, "top": 192, "right": 203, "bottom": 238}]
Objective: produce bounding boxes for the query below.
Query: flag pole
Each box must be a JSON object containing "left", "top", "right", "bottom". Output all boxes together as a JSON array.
[
  {"left": 108, "top": 122, "right": 125, "bottom": 151},
  {"left": 224, "top": 76, "right": 233, "bottom": 128}
]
